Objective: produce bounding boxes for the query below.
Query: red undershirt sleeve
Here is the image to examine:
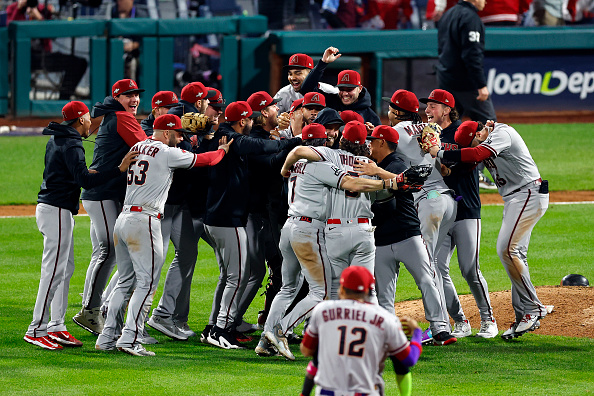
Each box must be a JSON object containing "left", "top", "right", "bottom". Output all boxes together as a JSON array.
[
  {"left": 442, "top": 145, "right": 492, "bottom": 163},
  {"left": 191, "top": 149, "right": 226, "bottom": 167}
]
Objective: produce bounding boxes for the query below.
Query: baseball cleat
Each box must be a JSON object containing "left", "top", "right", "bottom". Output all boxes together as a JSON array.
[
  {"left": 232, "top": 330, "right": 253, "bottom": 343},
  {"left": 72, "top": 307, "right": 104, "bottom": 335},
  {"left": 265, "top": 324, "right": 295, "bottom": 361},
  {"left": 421, "top": 328, "right": 433, "bottom": 345},
  {"left": 207, "top": 326, "right": 246, "bottom": 350},
  {"left": 147, "top": 315, "right": 188, "bottom": 341},
  {"left": 515, "top": 314, "right": 540, "bottom": 334},
  {"left": 48, "top": 331, "right": 83, "bottom": 347},
  {"left": 255, "top": 336, "right": 280, "bottom": 357},
  {"left": 501, "top": 322, "right": 519, "bottom": 340},
  {"left": 174, "top": 320, "right": 197, "bottom": 337},
  {"left": 200, "top": 325, "right": 213, "bottom": 344},
  {"left": 95, "top": 334, "right": 117, "bottom": 351},
  {"left": 236, "top": 320, "right": 259, "bottom": 334},
  {"left": 451, "top": 320, "right": 472, "bottom": 338},
  {"left": 118, "top": 344, "right": 156, "bottom": 357},
  {"left": 476, "top": 319, "right": 498, "bottom": 338},
  {"left": 286, "top": 332, "right": 302, "bottom": 345},
  {"left": 432, "top": 331, "right": 457, "bottom": 346},
  {"left": 24, "top": 335, "right": 63, "bottom": 350},
  {"left": 139, "top": 327, "right": 159, "bottom": 345}
]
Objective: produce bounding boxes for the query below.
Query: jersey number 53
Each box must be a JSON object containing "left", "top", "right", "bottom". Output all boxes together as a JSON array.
[{"left": 127, "top": 160, "right": 149, "bottom": 186}]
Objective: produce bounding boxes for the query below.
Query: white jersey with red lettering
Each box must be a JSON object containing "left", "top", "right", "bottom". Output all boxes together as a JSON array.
[
  {"left": 309, "top": 146, "right": 375, "bottom": 219},
  {"left": 479, "top": 123, "right": 542, "bottom": 197},
  {"left": 287, "top": 160, "right": 348, "bottom": 221},
  {"left": 306, "top": 299, "right": 410, "bottom": 395},
  {"left": 125, "top": 138, "right": 198, "bottom": 214},
  {"left": 393, "top": 121, "right": 451, "bottom": 196}
]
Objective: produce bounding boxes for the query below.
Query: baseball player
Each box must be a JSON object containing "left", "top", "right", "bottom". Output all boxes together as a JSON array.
[
  {"left": 311, "top": 107, "right": 344, "bottom": 148},
  {"left": 274, "top": 53, "right": 338, "bottom": 114},
  {"left": 24, "top": 102, "right": 137, "bottom": 350},
  {"left": 276, "top": 121, "right": 379, "bottom": 300},
  {"left": 261, "top": 123, "right": 396, "bottom": 361},
  {"left": 75, "top": 79, "right": 147, "bottom": 335},
  {"left": 140, "top": 91, "right": 179, "bottom": 136},
  {"left": 299, "top": 47, "right": 381, "bottom": 126},
  {"left": 355, "top": 125, "right": 456, "bottom": 346},
  {"left": 289, "top": 92, "right": 326, "bottom": 137},
  {"left": 147, "top": 81, "right": 218, "bottom": 341},
  {"left": 201, "top": 101, "right": 301, "bottom": 350},
  {"left": 95, "top": 114, "right": 231, "bottom": 356},
  {"left": 429, "top": 120, "right": 549, "bottom": 339},
  {"left": 422, "top": 88, "right": 498, "bottom": 338},
  {"left": 300, "top": 266, "right": 423, "bottom": 396}
]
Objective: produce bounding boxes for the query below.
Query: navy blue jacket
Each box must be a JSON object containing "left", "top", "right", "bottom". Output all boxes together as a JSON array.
[
  {"left": 437, "top": 0, "right": 487, "bottom": 91},
  {"left": 372, "top": 152, "right": 421, "bottom": 246},
  {"left": 204, "top": 122, "right": 300, "bottom": 227},
  {"left": 38, "top": 122, "right": 121, "bottom": 214},
  {"left": 440, "top": 119, "right": 481, "bottom": 220},
  {"left": 300, "top": 60, "right": 381, "bottom": 126},
  {"left": 81, "top": 96, "right": 146, "bottom": 202}
]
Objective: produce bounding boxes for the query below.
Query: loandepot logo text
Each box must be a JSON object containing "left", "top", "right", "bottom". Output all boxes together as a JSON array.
[{"left": 487, "top": 68, "right": 594, "bottom": 99}]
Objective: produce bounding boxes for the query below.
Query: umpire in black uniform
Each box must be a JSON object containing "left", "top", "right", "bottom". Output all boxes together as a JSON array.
[{"left": 437, "top": 0, "right": 496, "bottom": 123}]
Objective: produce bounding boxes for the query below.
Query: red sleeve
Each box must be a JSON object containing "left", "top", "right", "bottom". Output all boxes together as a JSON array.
[
  {"left": 116, "top": 111, "right": 148, "bottom": 147},
  {"left": 191, "top": 149, "right": 226, "bottom": 168},
  {"left": 301, "top": 331, "right": 319, "bottom": 351},
  {"left": 6, "top": 3, "right": 24, "bottom": 22},
  {"left": 460, "top": 145, "right": 493, "bottom": 163}
]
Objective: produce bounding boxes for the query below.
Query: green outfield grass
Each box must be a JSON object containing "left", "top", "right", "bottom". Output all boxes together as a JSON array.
[
  {"left": 0, "top": 203, "right": 593, "bottom": 395},
  {"left": 1, "top": 123, "right": 593, "bottom": 205}
]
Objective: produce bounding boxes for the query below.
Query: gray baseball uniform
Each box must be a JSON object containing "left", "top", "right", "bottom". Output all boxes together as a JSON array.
[
  {"left": 309, "top": 146, "right": 377, "bottom": 300},
  {"left": 264, "top": 159, "right": 344, "bottom": 336},
  {"left": 97, "top": 138, "right": 225, "bottom": 351}
]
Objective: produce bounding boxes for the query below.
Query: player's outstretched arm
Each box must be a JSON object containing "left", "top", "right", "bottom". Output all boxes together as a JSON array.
[
  {"left": 354, "top": 159, "right": 396, "bottom": 179},
  {"left": 340, "top": 175, "right": 393, "bottom": 192},
  {"left": 280, "top": 146, "right": 322, "bottom": 177}
]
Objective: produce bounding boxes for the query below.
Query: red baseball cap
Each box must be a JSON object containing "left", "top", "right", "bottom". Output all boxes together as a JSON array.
[
  {"left": 340, "top": 266, "right": 375, "bottom": 293},
  {"left": 342, "top": 121, "right": 367, "bottom": 145},
  {"left": 290, "top": 98, "right": 304, "bottom": 114},
  {"left": 112, "top": 79, "right": 145, "bottom": 97},
  {"left": 368, "top": 125, "right": 399, "bottom": 144},
  {"left": 455, "top": 121, "right": 480, "bottom": 147},
  {"left": 340, "top": 110, "right": 364, "bottom": 124},
  {"left": 62, "top": 101, "right": 89, "bottom": 124},
  {"left": 247, "top": 91, "right": 280, "bottom": 112},
  {"left": 337, "top": 70, "right": 361, "bottom": 88},
  {"left": 225, "top": 101, "right": 261, "bottom": 122},
  {"left": 419, "top": 89, "right": 455, "bottom": 108},
  {"left": 181, "top": 82, "right": 217, "bottom": 103},
  {"left": 301, "top": 123, "right": 327, "bottom": 140},
  {"left": 382, "top": 89, "right": 419, "bottom": 113},
  {"left": 302, "top": 92, "right": 326, "bottom": 108},
  {"left": 283, "top": 53, "right": 314, "bottom": 71},
  {"left": 152, "top": 91, "right": 179, "bottom": 110},
  {"left": 208, "top": 88, "right": 226, "bottom": 108},
  {"left": 153, "top": 114, "right": 187, "bottom": 132}
]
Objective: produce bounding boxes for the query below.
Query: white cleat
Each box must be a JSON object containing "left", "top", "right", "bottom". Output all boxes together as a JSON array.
[
  {"left": 451, "top": 320, "right": 472, "bottom": 338},
  {"left": 118, "top": 344, "right": 155, "bottom": 357},
  {"left": 515, "top": 314, "right": 540, "bottom": 334},
  {"left": 265, "top": 324, "right": 295, "bottom": 361},
  {"left": 476, "top": 319, "right": 498, "bottom": 338}
]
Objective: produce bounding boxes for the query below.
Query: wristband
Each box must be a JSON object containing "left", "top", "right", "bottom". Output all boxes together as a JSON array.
[{"left": 437, "top": 150, "right": 444, "bottom": 159}]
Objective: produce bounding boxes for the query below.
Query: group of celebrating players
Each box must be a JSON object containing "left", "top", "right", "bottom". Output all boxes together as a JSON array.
[{"left": 25, "top": 44, "right": 550, "bottom": 396}]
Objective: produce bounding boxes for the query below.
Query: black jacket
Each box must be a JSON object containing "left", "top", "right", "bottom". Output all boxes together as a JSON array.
[
  {"left": 38, "top": 122, "right": 121, "bottom": 214},
  {"left": 440, "top": 119, "right": 481, "bottom": 219},
  {"left": 140, "top": 113, "right": 154, "bottom": 136},
  {"left": 81, "top": 96, "right": 145, "bottom": 202},
  {"left": 437, "top": 0, "right": 487, "bottom": 92},
  {"left": 371, "top": 152, "right": 421, "bottom": 246},
  {"left": 204, "top": 122, "right": 300, "bottom": 227},
  {"left": 300, "top": 60, "right": 381, "bottom": 126}
]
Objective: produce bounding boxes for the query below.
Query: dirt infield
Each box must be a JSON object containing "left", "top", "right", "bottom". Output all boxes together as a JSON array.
[{"left": 395, "top": 286, "right": 594, "bottom": 339}]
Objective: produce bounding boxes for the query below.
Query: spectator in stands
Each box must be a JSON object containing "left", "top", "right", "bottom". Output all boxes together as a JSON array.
[
  {"left": 360, "top": 0, "right": 414, "bottom": 29},
  {"left": 425, "top": 0, "right": 457, "bottom": 27},
  {"left": 320, "top": 0, "right": 362, "bottom": 28},
  {"left": 479, "top": 0, "right": 532, "bottom": 26},
  {"left": 111, "top": 0, "right": 149, "bottom": 80},
  {"left": 562, "top": 0, "right": 594, "bottom": 24},
  {"left": 532, "top": 0, "right": 565, "bottom": 24},
  {"left": 7, "top": 0, "right": 88, "bottom": 100}
]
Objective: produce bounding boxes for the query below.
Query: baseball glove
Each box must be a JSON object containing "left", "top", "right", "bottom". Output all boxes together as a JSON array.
[
  {"left": 181, "top": 112, "right": 211, "bottom": 134},
  {"left": 419, "top": 123, "right": 442, "bottom": 152},
  {"left": 394, "top": 164, "right": 432, "bottom": 191}
]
